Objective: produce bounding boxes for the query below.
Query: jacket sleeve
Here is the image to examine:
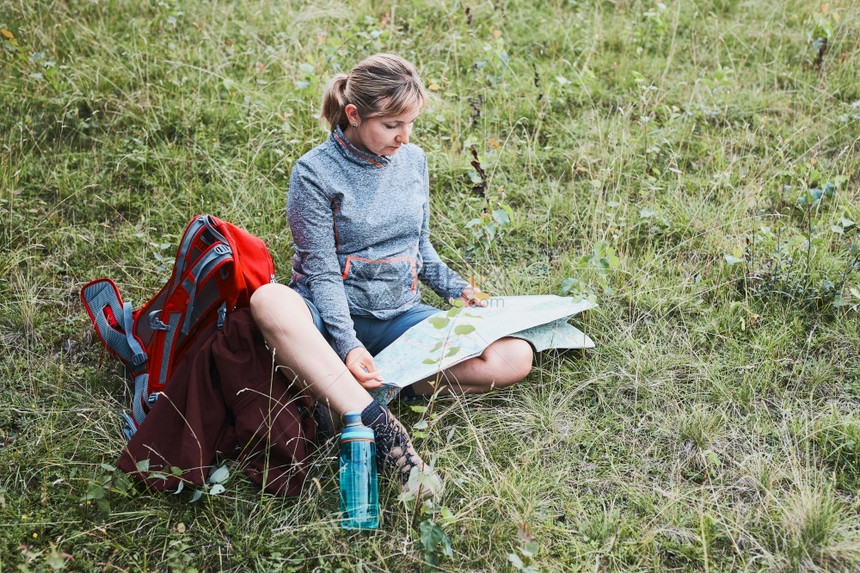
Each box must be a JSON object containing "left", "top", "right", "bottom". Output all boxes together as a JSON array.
[
  {"left": 288, "top": 162, "right": 363, "bottom": 360},
  {"left": 416, "top": 155, "right": 470, "bottom": 300}
]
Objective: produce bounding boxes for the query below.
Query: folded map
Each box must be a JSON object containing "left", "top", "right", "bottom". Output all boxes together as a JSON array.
[{"left": 370, "top": 295, "right": 596, "bottom": 403}]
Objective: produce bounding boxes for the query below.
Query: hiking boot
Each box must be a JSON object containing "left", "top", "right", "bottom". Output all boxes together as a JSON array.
[{"left": 360, "top": 400, "right": 442, "bottom": 498}]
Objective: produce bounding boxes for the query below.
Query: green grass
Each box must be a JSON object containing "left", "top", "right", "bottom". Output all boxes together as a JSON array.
[{"left": 2, "top": 0, "right": 859, "bottom": 570}]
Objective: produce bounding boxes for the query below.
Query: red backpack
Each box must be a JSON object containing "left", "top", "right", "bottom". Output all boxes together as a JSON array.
[{"left": 81, "top": 215, "right": 275, "bottom": 440}]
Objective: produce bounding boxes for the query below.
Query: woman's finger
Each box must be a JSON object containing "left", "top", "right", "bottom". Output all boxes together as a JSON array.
[
  {"left": 357, "top": 378, "right": 383, "bottom": 390},
  {"left": 362, "top": 355, "right": 380, "bottom": 376},
  {"left": 347, "top": 356, "right": 383, "bottom": 384}
]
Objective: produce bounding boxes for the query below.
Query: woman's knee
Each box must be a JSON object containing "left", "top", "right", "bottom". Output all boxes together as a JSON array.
[
  {"left": 506, "top": 338, "right": 533, "bottom": 381},
  {"left": 485, "top": 338, "right": 533, "bottom": 384},
  {"left": 250, "top": 283, "right": 308, "bottom": 331},
  {"left": 251, "top": 282, "right": 290, "bottom": 312}
]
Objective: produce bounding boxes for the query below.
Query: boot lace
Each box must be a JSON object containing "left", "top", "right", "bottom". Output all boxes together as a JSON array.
[{"left": 373, "top": 412, "right": 420, "bottom": 485}]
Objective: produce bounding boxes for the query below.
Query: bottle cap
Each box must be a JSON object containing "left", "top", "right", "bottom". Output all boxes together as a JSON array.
[{"left": 341, "top": 411, "right": 374, "bottom": 441}]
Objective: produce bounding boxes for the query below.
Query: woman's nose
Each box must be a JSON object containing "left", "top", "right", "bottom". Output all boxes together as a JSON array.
[{"left": 396, "top": 125, "right": 411, "bottom": 144}]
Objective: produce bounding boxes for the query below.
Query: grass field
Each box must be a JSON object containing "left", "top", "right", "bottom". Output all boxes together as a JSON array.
[{"left": 2, "top": 0, "right": 859, "bottom": 570}]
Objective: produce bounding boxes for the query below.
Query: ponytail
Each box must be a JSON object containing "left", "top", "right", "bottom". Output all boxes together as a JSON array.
[{"left": 320, "top": 73, "right": 350, "bottom": 131}]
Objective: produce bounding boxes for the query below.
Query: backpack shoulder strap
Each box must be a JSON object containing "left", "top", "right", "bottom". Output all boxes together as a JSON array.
[{"left": 81, "top": 279, "right": 147, "bottom": 368}]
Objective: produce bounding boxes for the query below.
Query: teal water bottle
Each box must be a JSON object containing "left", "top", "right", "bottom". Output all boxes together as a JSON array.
[{"left": 339, "top": 411, "right": 379, "bottom": 529}]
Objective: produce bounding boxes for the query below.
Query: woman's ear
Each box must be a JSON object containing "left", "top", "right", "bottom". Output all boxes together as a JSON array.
[{"left": 344, "top": 104, "right": 360, "bottom": 127}]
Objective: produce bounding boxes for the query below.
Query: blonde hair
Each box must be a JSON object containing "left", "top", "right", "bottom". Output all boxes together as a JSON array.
[{"left": 321, "top": 53, "right": 427, "bottom": 131}]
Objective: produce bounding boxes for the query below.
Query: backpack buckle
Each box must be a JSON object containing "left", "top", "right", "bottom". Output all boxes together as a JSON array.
[
  {"left": 148, "top": 310, "right": 170, "bottom": 331},
  {"left": 217, "top": 302, "right": 227, "bottom": 330},
  {"left": 213, "top": 244, "right": 231, "bottom": 256},
  {"left": 119, "top": 412, "right": 137, "bottom": 441}
]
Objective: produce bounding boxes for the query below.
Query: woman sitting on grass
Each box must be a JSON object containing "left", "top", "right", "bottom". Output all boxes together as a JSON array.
[{"left": 250, "top": 53, "right": 533, "bottom": 497}]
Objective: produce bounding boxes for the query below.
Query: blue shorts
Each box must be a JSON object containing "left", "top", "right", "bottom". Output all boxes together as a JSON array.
[{"left": 302, "top": 298, "right": 441, "bottom": 356}]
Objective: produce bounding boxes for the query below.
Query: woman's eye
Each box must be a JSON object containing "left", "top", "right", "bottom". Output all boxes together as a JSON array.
[{"left": 383, "top": 120, "right": 415, "bottom": 129}]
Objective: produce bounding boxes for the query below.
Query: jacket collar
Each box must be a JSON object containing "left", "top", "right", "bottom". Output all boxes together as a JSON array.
[{"left": 330, "top": 125, "right": 391, "bottom": 168}]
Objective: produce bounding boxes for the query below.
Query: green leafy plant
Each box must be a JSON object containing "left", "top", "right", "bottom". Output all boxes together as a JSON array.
[
  {"left": 166, "top": 536, "right": 199, "bottom": 573},
  {"left": 804, "top": 11, "right": 834, "bottom": 72},
  {"left": 419, "top": 518, "right": 453, "bottom": 569},
  {"left": 80, "top": 463, "right": 136, "bottom": 516},
  {"left": 466, "top": 203, "right": 514, "bottom": 255},
  {"left": 294, "top": 62, "right": 319, "bottom": 92},
  {"left": 16, "top": 544, "right": 73, "bottom": 572},
  {"left": 635, "top": 2, "right": 670, "bottom": 53},
  {"left": 464, "top": 146, "right": 515, "bottom": 255},
  {"left": 417, "top": 500, "right": 456, "bottom": 570},
  {"left": 189, "top": 463, "right": 230, "bottom": 502},
  {"left": 420, "top": 299, "right": 479, "bottom": 367},
  {"left": 728, "top": 169, "right": 857, "bottom": 310},
  {"left": 579, "top": 240, "right": 621, "bottom": 295},
  {"left": 508, "top": 521, "right": 541, "bottom": 573}
]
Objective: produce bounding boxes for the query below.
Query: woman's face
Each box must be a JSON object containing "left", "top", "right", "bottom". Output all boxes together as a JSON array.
[{"left": 346, "top": 105, "right": 421, "bottom": 157}]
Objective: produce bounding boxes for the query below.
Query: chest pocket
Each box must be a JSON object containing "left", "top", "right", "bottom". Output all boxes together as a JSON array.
[{"left": 341, "top": 254, "right": 418, "bottom": 315}]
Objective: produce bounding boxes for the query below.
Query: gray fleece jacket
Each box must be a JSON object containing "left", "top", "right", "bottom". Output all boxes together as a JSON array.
[{"left": 287, "top": 126, "right": 469, "bottom": 360}]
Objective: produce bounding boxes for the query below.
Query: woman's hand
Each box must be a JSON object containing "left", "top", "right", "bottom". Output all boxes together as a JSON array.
[
  {"left": 460, "top": 286, "right": 488, "bottom": 307},
  {"left": 345, "top": 346, "right": 384, "bottom": 389}
]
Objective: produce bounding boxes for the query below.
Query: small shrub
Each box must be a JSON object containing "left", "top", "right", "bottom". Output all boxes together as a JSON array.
[{"left": 727, "top": 168, "right": 857, "bottom": 310}]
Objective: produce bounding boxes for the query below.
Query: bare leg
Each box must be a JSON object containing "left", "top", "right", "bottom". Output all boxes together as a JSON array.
[
  {"left": 250, "top": 283, "right": 372, "bottom": 415},
  {"left": 409, "top": 337, "right": 533, "bottom": 396},
  {"left": 250, "top": 283, "right": 441, "bottom": 496}
]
